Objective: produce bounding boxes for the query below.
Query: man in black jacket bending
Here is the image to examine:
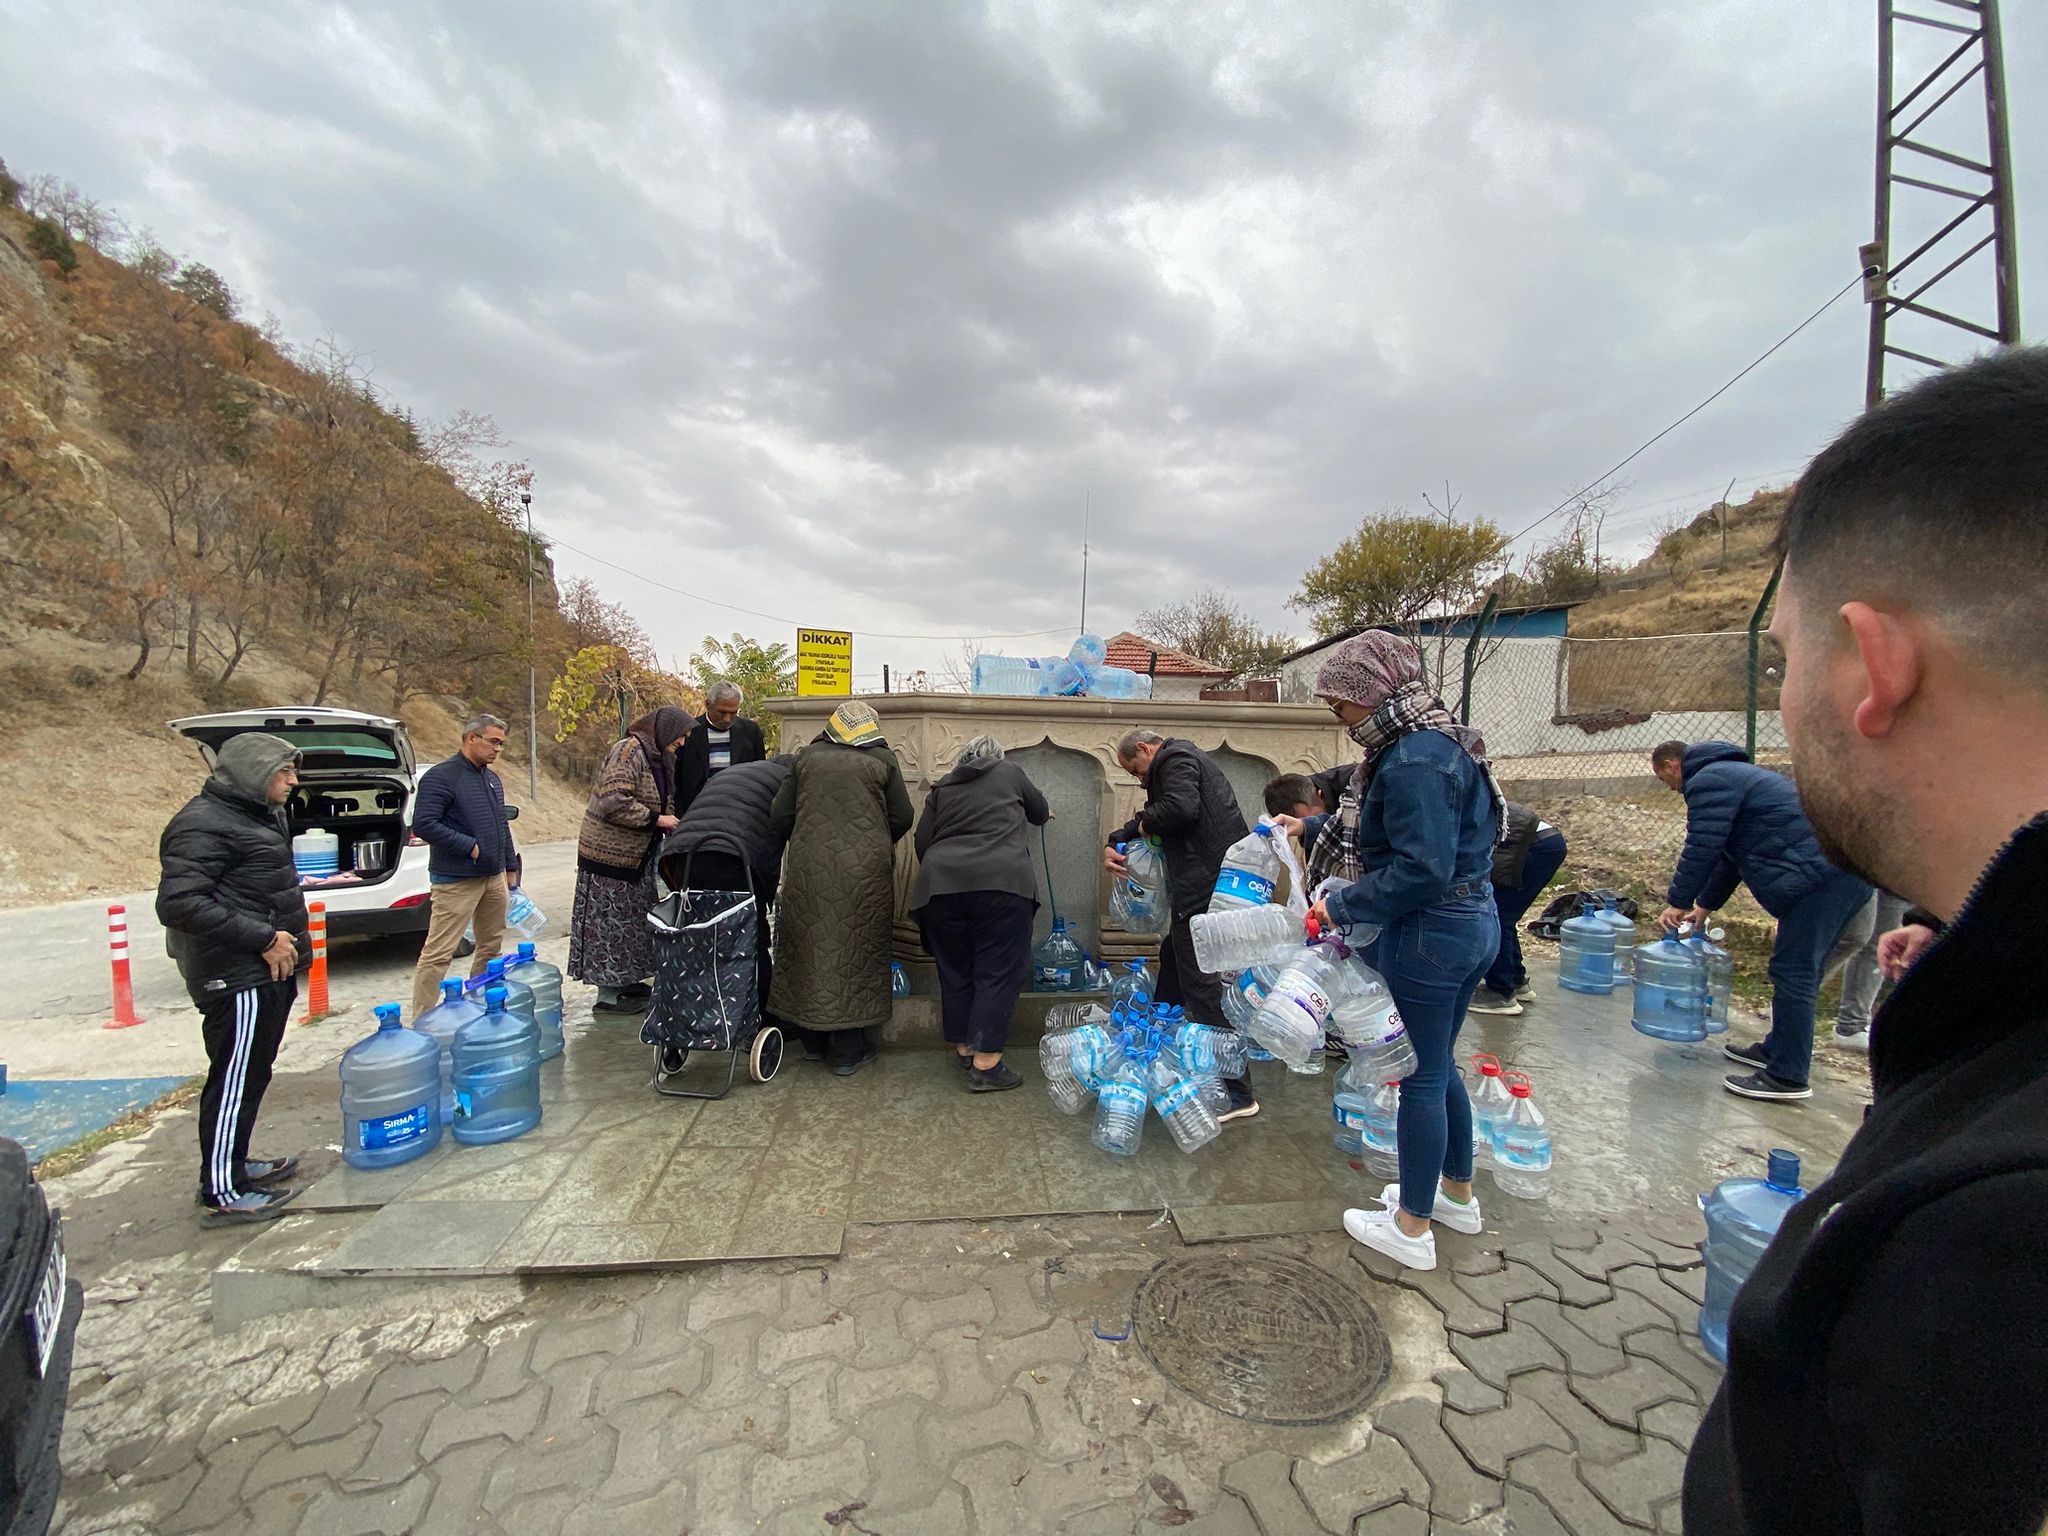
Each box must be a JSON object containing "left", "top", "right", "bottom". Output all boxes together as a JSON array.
[
  {"left": 157, "top": 733, "right": 310, "bottom": 1225},
  {"left": 1683, "top": 346, "right": 2048, "bottom": 1532},
  {"left": 1102, "top": 730, "right": 1256, "bottom": 1120}
]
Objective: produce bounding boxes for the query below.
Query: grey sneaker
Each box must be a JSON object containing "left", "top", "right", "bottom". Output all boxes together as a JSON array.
[
  {"left": 1832, "top": 1025, "right": 1872, "bottom": 1053},
  {"left": 1513, "top": 983, "right": 1536, "bottom": 1004},
  {"left": 199, "top": 1187, "right": 301, "bottom": 1226},
  {"left": 1467, "top": 988, "right": 1524, "bottom": 1017}
]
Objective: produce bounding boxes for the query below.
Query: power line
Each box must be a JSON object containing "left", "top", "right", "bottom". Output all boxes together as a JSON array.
[
  {"left": 1505, "top": 275, "right": 1863, "bottom": 549},
  {"left": 542, "top": 530, "right": 1078, "bottom": 643}
]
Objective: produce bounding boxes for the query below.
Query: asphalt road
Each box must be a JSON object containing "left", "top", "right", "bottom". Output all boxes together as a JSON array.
[{"left": 0, "top": 841, "right": 578, "bottom": 1079}]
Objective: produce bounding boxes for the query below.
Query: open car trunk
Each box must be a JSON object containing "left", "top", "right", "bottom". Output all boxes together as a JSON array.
[{"left": 288, "top": 775, "right": 410, "bottom": 889}]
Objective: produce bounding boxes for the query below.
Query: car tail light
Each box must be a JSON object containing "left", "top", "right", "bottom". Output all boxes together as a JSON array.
[{"left": 391, "top": 893, "right": 431, "bottom": 909}]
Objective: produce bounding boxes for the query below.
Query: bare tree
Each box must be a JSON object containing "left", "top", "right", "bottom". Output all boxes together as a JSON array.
[{"left": 1133, "top": 589, "right": 1293, "bottom": 677}]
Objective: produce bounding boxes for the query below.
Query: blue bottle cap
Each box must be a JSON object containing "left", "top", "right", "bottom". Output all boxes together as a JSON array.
[
  {"left": 1766, "top": 1149, "right": 1802, "bottom": 1191},
  {"left": 375, "top": 1002, "right": 402, "bottom": 1029},
  {"left": 441, "top": 979, "right": 464, "bottom": 1000},
  {"left": 518, "top": 941, "right": 536, "bottom": 959},
  {"left": 487, "top": 957, "right": 507, "bottom": 977},
  {"left": 485, "top": 985, "right": 508, "bottom": 1013}
]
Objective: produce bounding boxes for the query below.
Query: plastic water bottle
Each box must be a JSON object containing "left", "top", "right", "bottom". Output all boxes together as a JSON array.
[
  {"left": 1109, "top": 839, "right": 1171, "bottom": 935},
  {"left": 410, "top": 978, "right": 483, "bottom": 1124},
  {"left": 1698, "top": 1149, "right": 1804, "bottom": 1363},
  {"left": 1469, "top": 1054, "right": 1511, "bottom": 1168},
  {"left": 1249, "top": 941, "right": 1348, "bottom": 1067},
  {"left": 1086, "top": 667, "right": 1153, "bottom": 701},
  {"left": 1039, "top": 1028, "right": 1093, "bottom": 1115},
  {"left": 1210, "top": 823, "right": 1285, "bottom": 912},
  {"left": 1033, "top": 919, "right": 1085, "bottom": 991},
  {"left": 1491, "top": 1073, "right": 1552, "bottom": 1200},
  {"left": 451, "top": 985, "right": 542, "bottom": 1146},
  {"left": 1221, "top": 964, "right": 1278, "bottom": 1030},
  {"left": 1331, "top": 1055, "right": 1372, "bottom": 1157},
  {"left": 1333, "top": 970, "right": 1418, "bottom": 1086},
  {"left": 1069, "top": 632, "right": 1108, "bottom": 670},
  {"left": 1190, "top": 905, "right": 1300, "bottom": 974},
  {"left": 1171, "top": 1019, "right": 1248, "bottom": 1078},
  {"left": 1688, "top": 927, "right": 1733, "bottom": 1034},
  {"left": 890, "top": 960, "right": 912, "bottom": 999},
  {"left": 1557, "top": 908, "right": 1619, "bottom": 994},
  {"left": 1110, "top": 959, "right": 1152, "bottom": 1014},
  {"left": 1079, "top": 953, "right": 1105, "bottom": 992},
  {"left": 1091, "top": 1055, "right": 1149, "bottom": 1156},
  {"left": 505, "top": 942, "right": 565, "bottom": 1062},
  {"left": 1149, "top": 1051, "right": 1221, "bottom": 1154},
  {"left": 341, "top": 1003, "right": 443, "bottom": 1169},
  {"left": 1597, "top": 900, "right": 1637, "bottom": 981},
  {"left": 1631, "top": 931, "right": 1709, "bottom": 1042},
  {"left": 1360, "top": 1079, "right": 1402, "bottom": 1179},
  {"left": 972, "top": 654, "right": 1058, "bottom": 697}
]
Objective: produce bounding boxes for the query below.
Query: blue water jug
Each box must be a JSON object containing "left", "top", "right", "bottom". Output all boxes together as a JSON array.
[
  {"left": 468, "top": 954, "right": 538, "bottom": 1042},
  {"left": 1687, "top": 927, "right": 1733, "bottom": 1034},
  {"left": 1631, "top": 933, "right": 1709, "bottom": 1041},
  {"left": 1597, "top": 901, "right": 1638, "bottom": 983},
  {"left": 1033, "top": 919, "right": 1084, "bottom": 991},
  {"left": 341, "top": 1002, "right": 442, "bottom": 1169},
  {"left": 505, "top": 942, "right": 565, "bottom": 1062},
  {"left": 1557, "top": 908, "right": 1618, "bottom": 994},
  {"left": 451, "top": 985, "right": 542, "bottom": 1145},
  {"left": 412, "top": 978, "right": 483, "bottom": 1124},
  {"left": 1699, "top": 1149, "right": 1804, "bottom": 1362}
]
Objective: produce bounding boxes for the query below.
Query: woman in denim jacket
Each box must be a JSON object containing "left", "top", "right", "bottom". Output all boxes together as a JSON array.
[{"left": 1287, "top": 631, "right": 1504, "bottom": 1272}]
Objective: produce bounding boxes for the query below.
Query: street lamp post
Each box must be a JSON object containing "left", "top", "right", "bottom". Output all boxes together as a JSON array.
[{"left": 522, "top": 489, "right": 539, "bottom": 801}]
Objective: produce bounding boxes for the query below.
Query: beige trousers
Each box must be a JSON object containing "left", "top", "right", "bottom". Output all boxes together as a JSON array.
[{"left": 409, "top": 873, "right": 510, "bottom": 1019}]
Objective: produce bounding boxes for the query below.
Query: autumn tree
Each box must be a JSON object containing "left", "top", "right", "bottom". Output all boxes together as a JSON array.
[
  {"left": 1134, "top": 589, "right": 1294, "bottom": 676},
  {"left": 1291, "top": 506, "right": 1510, "bottom": 637}
]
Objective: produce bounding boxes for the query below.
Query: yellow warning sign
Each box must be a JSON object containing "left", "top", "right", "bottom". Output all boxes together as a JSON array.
[{"left": 795, "top": 628, "right": 854, "bottom": 698}]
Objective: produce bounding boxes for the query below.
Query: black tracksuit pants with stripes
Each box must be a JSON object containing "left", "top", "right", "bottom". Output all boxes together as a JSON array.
[{"left": 197, "top": 979, "right": 295, "bottom": 1204}]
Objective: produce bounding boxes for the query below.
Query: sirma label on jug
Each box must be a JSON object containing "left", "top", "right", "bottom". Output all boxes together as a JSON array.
[
  {"left": 1212, "top": 869, "right": 1275, "bottom": 905},
  {"left": 1037, "top": 966, "right": 1074, "bottom": 987},
  {"left": 360, "top": 1105, "right": 431, "bottom": 1150},
  {"left": 1333, "top": 1104, "right": 1365, "bottom": 1130}
]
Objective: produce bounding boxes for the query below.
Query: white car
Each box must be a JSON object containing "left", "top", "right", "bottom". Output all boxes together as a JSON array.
[{"left": 168, "top": 706, "right": 508, "bottom": 945}]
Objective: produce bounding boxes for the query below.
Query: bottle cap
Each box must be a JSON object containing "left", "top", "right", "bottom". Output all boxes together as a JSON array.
[
  {"left": 1254, "top": 823, "right": 1272, "bottom": 838},
  {"left": 1766, "top": 1148, "right": 1802, "bottom": 1190},
  {"left": 441, "top": 979, "right": 463, "bottom": 1000},
  {"left": 519, "top": 941, "right": 536, "bottom": 959},
  {"left": 486, "top": 985, "right": 508, "bottom": 1011},
  {"left": 375, "top": 1002, "right": 401, "bottom": 1029},
  {"left": 487, "top": 957, "right": 507, "bottom": 977},
  {"left": 1507, "top": 1079, "right": 1532, "bottom": 1098}
]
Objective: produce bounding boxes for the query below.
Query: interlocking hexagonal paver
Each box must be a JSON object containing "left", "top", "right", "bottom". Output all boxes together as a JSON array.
[
  {"left": 1506, "top": 1299, "right": 1629, "bottom": 1377},
  {"left": 1449, "top": 1317, "right": 1567, "bottom": 1388},
  {"left": 1436, "top": 1367, "right": 1505, "bottom": 1415},
  {"left": 592, "top": 1396, "right": 683, "bottom": 1507},
  {"left": 1222, "top": 1449, "right": 1328, "bottom": 1534},
  {"left": 412, "top": 1439, "right": 507, "bottom": 1536},
  {"left": 833, "top": 1348, "right": 942, "bottom": 1418},
  {"left": 1511, "top": 1369, "right": 1647, "bottom": 1466},
  {"left": 901, "top": 1286, "right": 996, "bottom": 1338},
  {"left": 362, "top": 1341, "right": 484, "bottom": 1413},
  {"left": 296, "top": 1479, "right": 434, "bottom": 1536},
  {"left": 418, "top": 1379, "right": 546, "bottom": 1460},
  {"left": 1354, "top": 1248, "right": 1510, "bottom": 1335},
  {"left": 1605, "top": 1266, "right": 1704, "bottom": 1331},
  {"left": 757, "top": 1315, "right": 861, "bottom": 1375},
  {"left": 560, "top": 1483, "right": 693, "bottom": 1536},
  {"left": 1621, "top": 1326, "right": 1724, "bottom": 1401},
  {"left": 1350, "top": 1500, "right": 1428, "bottom": 1534},
  {"left": 1581, "top": 1435, "right": 1692, "bottom": 1527},
  {"left": 1508, "top": 1447, "right": 1636, "bottom": 1536},
  {"left": 1453, "top": 1258, "right": 1559, "bottom": 1320},
  {"left": 1637, "top": 1400, "right": 1704, "bottom": 1452},
  {"left": 1293, "top": 1433, "right": 1428, "bottom": 1530},
  {"left": 1558, "top": 1288, "right": 1676, "bottom": 1349},
  {"left": 1443, "top": 1396, "right": 1575, "bottom": 1477},
  {"left": 1374, "top": 1395, "right": 1503, "bottom": 1524},
  {"left": 746, "top": 1435, "right": 868, "bottom": 1518},
  {"left": 528, "top": 1309, "right": 638, "bottom": 1374},
  {"left": 241, "top": 1423, "right": 376, "bottom": 1503},
  {"left": 1570, "top": 1357, "right": 1695, "bottom": 1430},
  {"left": 1552, "top": 1231, "right": 1659, "bottom": 1282},
  {"left": 922, "top": 1387, "right": 1036, "bottom": 1463},
  {"left": 339, "top": 1390, "right": 449, "bottom": 1490},
  {"left": 592, "top": 1339, "right": 708, "bottom": 1413},
  {"left": 160, "top": 1433, "right": 281, "bottom": 1536},
  {"left": 1505, "top": 1240, "right": 1616, "bottom": 1306},
  {"left": 929, "top": 1328, "right": 1004, "bottom": 1412},
  {"left": 484, "top": 1423, "right": 617, "bottom": 1512}
]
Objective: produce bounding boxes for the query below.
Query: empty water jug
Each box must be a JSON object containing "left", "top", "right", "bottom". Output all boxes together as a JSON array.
[
  {"left": 1557, "top": 908, "right": 1619, "bottom": 994},
  {"left": 1191, "top": 904, "right": 1298, "bottom": 974},
  {"left": 1085, "top": 666, "right": 1153, "bottom": 700},
  {"left": 341, "top": 1003, "right": 442, "bottom": 1169},
  {"left": 1596, "top": 900, "right": 1638, "bottom": 981},
  {"left": 1699, "top": 1149, "right": 1804, "bottom": 1363},
  {"left": 1331, "top": 1055, "right": 1373, "bottom": 1157},
  {"left": 504, "top": 887, "right": 547, "bottom": 939},
  {"left": 1359, "top": 1079, "right": 1402, "bottom": 1179},
  {"left": 451, "top": 985, "right": 542, "bottom": 1145},
  {"left": 1469, "top": 1053, "right": 1511, "bottom": 1168},
  {"left": 292, "top": 829, "right": 341, "bottom": 880},
  {"left": 1631, "top": 932, "right": 1709, "bottom": 1042},
  {"left": 1039, "top": 1029, "right": 1093, "bottom": 1115},
  {"left": 1249, "top": 942, "right": 1348, "bottom": 1067},
  {"left": 1221, "top": 963, "right": 1279, "bottom": 1030},
  {"left": 1090, "top": 1055, "right": 1149, "bottom": 1157},
  {"left": 1110, "top": 839, "right": 1171, "bottom": 935},
  {"left": 1688, "top": 927, "right": 1733, "bottom": 1034},
  {"left": 1109, "top": 959, "right": 1152, "bottom": 1015},
  {"left": 1149, "top": 1051, "right": 1221, "bottom": 1154},
  {"left": 1171, "top": 1019, "right": 1247, "bottom": 1078},
  {"left": 1492, "top": 1073, "right": 1552, "bottom": 1200},
  {"left": 972, "top": 654, "right": 1060, "bottom": 697},
  {"left": 411, "top": 978, "right": 483, "bottom": 1124},
  {"left": 1033, "top": 919, "right": 1085, "bottom": 991},
  {"left": 1210, "top": 822, "right": 1285, "bottom": 912},
  {"left": 505, "top": 942, "right": 565, "bottom": 1062}
]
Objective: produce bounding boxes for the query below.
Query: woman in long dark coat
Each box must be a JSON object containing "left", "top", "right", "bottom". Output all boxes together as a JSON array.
[
  {"left": 568, "top": 705, "right": 695, "bottom": 1013},
  {"left": 768, "top": 702, "right": 914, "bottom": 1074}
]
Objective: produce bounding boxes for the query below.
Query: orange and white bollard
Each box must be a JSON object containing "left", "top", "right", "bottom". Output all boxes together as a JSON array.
[
  {"left": 104, "top": 904, "right": 145, "bottom": 1030},
  {"left": 299, "top": 901, "right": 331, "bottom": 1024}
]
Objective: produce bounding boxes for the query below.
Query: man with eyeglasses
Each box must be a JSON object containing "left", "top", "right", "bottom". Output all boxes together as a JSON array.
[{"left": 409, "top": 713, "right": 524, "bottom": 1018}]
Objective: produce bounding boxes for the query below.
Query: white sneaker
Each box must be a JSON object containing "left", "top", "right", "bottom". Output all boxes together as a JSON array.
[
  {"left": 1344, "top": 1205, "right": 1438, "bottom": 1271},
  {"left": 1832, "top": 1026, "right": 1872, "bottom": 1053},
  {"left": 1379, "top": 1183, "right": 1484, "bottom": 1235}
]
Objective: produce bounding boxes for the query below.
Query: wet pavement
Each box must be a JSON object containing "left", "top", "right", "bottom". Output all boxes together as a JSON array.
[{"left": 41, "top": 954, "right": 1874, "bottom": 1535}]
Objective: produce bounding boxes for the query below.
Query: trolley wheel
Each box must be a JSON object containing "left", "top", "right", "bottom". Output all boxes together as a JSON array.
[
  {"left": 656, "top": 1043, "right": 690, "bottom": 1079},
  {"left": 749, "top": 1025, "right": 784, "bottom": 1084}
]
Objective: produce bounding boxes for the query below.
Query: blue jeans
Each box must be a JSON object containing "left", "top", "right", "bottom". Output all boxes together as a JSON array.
[
  {"left": 1765, "top": 870, "right": 1876, "bottom": 1086},
  {"left": 1484, "top": 829, "right": 1568, "bottom": 994},
  {"left": 1374, "top": 893, "right": 1501, "bottom": 1219}
]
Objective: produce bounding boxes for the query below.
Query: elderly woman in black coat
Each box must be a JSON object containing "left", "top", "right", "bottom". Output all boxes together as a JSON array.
[{"left": 910, "top": 735, "right": 1051, "bottom": 1091}]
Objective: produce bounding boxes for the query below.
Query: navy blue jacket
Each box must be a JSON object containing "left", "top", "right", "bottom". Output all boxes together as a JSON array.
[
  {"left": 1667, "top": 742, "right": 1846, "bottom": 917},
  {"left": 413, "top": 753, "right": 520, "bottom": 882},
  {"left": 1321, "top": 730, "right": 1499, "bottom": 929}
]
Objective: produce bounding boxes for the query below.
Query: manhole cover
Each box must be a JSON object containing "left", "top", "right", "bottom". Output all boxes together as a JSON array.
[{"left": 1132, "top": 1251, "right": 1390, "bottom": 1425}]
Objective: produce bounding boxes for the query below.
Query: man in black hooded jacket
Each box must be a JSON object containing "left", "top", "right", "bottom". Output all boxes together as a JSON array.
[
  {"left": 1682, "top": 346, "right": 2048, "bottom": 1532},
  {"left": 157, "top": 732, "right": 311, "bottom": 1225}
]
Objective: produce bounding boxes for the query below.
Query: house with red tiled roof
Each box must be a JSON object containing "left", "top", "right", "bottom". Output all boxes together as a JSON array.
[{"left": 1105, "top": 631, "right": 1236, "bottom": 702}]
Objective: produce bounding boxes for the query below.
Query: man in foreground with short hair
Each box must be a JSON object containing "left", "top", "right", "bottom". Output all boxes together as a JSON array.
[
  {"left": 409, "top": 713, "right": 523, "bottom": 1019},
  {"left": 1683, "top": 346, "right": 2048, "bottom": 1533},
  {"left": 1105, "top": 730, "right": 1257, "bottom": 1120},
  {"left": 1650, "top": 737, "right": 1870, "bottom": 1101}
]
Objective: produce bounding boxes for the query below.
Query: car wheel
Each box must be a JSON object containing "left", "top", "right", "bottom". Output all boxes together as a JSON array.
[{"left": 749, "top": 1026, "right": 783, "bottom": 1084}]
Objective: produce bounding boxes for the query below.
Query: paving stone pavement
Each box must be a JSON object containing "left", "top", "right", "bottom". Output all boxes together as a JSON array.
[{"left": 48, "top": 1192, "right": 1721, "bottom": 1535}]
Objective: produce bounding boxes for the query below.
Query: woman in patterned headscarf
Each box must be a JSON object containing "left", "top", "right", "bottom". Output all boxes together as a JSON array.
[{"left": 1288, "top": 630, "right": 1504, "bottom": 1274}]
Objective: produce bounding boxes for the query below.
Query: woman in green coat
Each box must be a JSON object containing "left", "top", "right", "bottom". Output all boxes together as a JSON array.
[{"left": 768, "top": 702, "right": 914, "bottom": 1075}]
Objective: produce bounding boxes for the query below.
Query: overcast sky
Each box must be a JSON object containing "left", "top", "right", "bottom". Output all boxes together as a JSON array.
[{"left": 5, "top": 1, "right": 2043, "bottom": 682}]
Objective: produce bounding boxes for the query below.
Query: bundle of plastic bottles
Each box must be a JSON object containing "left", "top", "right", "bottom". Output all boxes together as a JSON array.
[
  {"left": 970, "top": 632, "right": 1154, "bottom": 700},
  {"left": 1038, "top": 999, "right": 1247, "bottom": 1157}
]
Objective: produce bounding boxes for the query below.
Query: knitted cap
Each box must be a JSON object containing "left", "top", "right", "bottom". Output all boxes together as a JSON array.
[
  {"left": 825, "top": 701, "right": 884, "bottom": 748},
  {"left": 1314, "top": 630, "right": 1423, "bottom": 711}
]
